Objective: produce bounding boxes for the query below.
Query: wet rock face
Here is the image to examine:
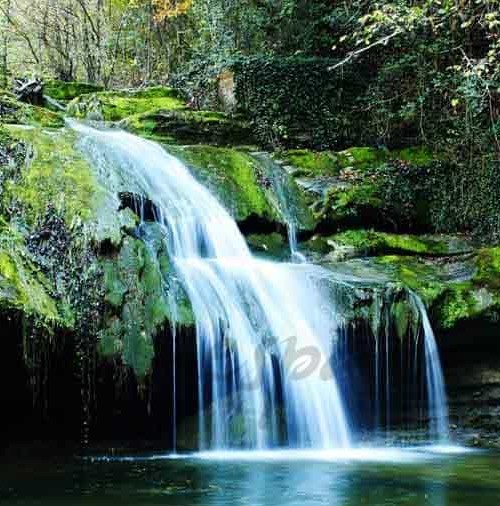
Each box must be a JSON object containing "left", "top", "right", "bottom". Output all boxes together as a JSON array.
[
  {"left": 444, "top": 349, "right": 500, "bottom": 448},
  {"left": 27, "top": 206, "right": 71, "bottom": 279}
]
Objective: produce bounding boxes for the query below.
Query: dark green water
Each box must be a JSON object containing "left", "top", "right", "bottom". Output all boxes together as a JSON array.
[{"left": 2, "top": 448, "right": 500, "bottom": 505}]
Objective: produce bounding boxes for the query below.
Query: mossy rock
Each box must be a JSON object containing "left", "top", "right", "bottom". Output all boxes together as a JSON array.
[
  {"left": 67, "top": 86, "right": 186, "bottom": 121},
  {"left": 277, "top": 146, "right": 436, "bottom": 232},
  {"left": 278, "top": 146, "right": 433, "bottom": 178},
  {"left": 167, "top": 145, "right": 280, "bottom": 224},
  {"left": 246, "top": 232, "right": 287, "bottom": 258},
  {"left": 277, "top": 149, "right": 340, "bottom": 177},
  {"left": 0, "top": 221, "right": 59, "bottom": 323},
  {"left": 311, "top": 230, "right": 474, "bottom": 260},
  {"left": 120, "top": 109, "right": 254, "bottom": 146},
  {"left": 99, "top": 224, "right": 194, "bottom": 378},
  {"left": 367, "top": 249, "right": 500, "bottom": 331},
  {"left": 1, "top": 92, "right": 64, "bottom": 128},
  {"left": 6, "top": 126, "right": 98, "bottom": 226},
  {"left": 44, "top": 80, "right": 103, "bottom": 102}
]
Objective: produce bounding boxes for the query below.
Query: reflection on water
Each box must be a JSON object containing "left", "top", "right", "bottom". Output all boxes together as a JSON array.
[{"left": 2, "top": 447, "right": 500, "bottom": 505}]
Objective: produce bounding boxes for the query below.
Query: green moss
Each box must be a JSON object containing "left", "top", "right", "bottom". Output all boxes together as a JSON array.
[
  {"left": 337, "top": 147, "right": 384, "bottom": 169},
  {"left": 475, "top": 247, "right": 500, "bottom": 290},
  {"left": 393, "top": 146, "right": 434, "bottom": 166},
  {"left": 67, "top": 86, "right": 186, "bottom": 121},
  {"left": 102, "top": 260, "right": 127, "bottom": 308},
  {"left": 331, "top": 230, "right": 453, "bottom": 257},
  {"left": 318, "top": 181, "right": 382, "bottom": 225},
  {"left": 246, "top": 233, "right": 286, "bottom": 258},
  {"left": 7, "top": 127, "right": 98, "bottom": 226},
  {"left": 391, "top": 299, "right": 417, "bottom": 340},
  {"left": 99, "top": 226, "right": 194, "bottom": 377},
  {"left": 168, "top": 145, "right": 279, "bottom": 223},
  {"left": 0, "top": 225, "right": 59, "bottom": 322},
  {"left": 375, "top": 255, "right": 445, "bottom": 304},
  {"left": 1, "top": 93, "right": 64, "bottom": 127},
  {"left": 434, "top": 283, "right": 478, "bottom": 329},
  {"left": 279, "top": 146, "right": 435, "bottom": 178},
  {"left": 369, "top": 249, "right": 500, "bottom": 330},
  {"left": 121, "top": 109, "right": 253, "bottom": 145},
  {"left": 279, "top": 149, "right": 340, "bottom": 177},
  {"left": 44, "top": 80, "right": 103, "bottom": 101}
]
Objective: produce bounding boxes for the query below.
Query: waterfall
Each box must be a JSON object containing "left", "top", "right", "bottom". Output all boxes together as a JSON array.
[
  {"left": 70, "top": 121, "right": 449, "bottom": 449},
  {"left": 412, "top": 294, "right": 450, "bottom": 442},
  {"left": 251, "top": 152, "right": 306, "bottom": 263}
]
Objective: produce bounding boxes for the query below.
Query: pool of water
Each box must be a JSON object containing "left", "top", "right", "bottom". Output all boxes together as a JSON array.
[{"left": 2, "top": 446, "right": 500, "bottom": 505}]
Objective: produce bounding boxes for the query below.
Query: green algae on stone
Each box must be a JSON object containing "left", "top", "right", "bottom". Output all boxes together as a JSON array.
[
  {"left": 328, "top": 230, "right": 471, "bottom": 257},
  {"left": 278, "top": 149, "right": 340, "bottom": 177},
  {"left": 279, "top": 146, "right": 435, "bottom": 178},
  {"left": 67, "top": 86, "right": 186, "bottom": 121},
  {"left": 167, "top": 145, "right": 279, "bottom": 224},
  {"left": 366, "top": 248, "right": 500, "bottom": 331},
  {"left": 336, "top": 147, "right": 384, "bottom": 170},
  {"left": 318, "top": 180, "right": 382, "bottom": 226}
]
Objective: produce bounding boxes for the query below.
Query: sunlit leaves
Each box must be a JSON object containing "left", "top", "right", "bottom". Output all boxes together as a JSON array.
[{"left": 152, "top": 0, "right": 192, "bottom": 21}]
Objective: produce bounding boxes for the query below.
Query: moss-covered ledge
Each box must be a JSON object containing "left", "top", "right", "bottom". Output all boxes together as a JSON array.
[
  {"left": 67, "top": 86, "right": 187, "bottom": 121},
  {"left": 120, "top": 109, "right": 254, "bottom": 146},
  {"left": 2, "top": 124, "right": 194, "bottom": 380},
  {"left": 166, "top": 145, "right": 280, "bottom": 225},
  {"left": 273, "top": 146, "right": 438, "bottom": 232},
  {"left": 1, "top": 92, "right": 64, "bottom": 128},
  {"left": 44, "top": 80, "right": 104, "bottom": 102},
  {"left": 98, "top": 225, "right": 194, "bottom": 377},
  {"left": 304, "top": 230, "right": 474, "bottom": 261}
]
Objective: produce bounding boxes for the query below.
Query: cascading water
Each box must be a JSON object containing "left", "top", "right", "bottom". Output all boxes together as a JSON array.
[
  {"left": 70, "top": 120, "right": 449, "bottom": 449},
  {"left": 251, "top": 152, "right": 306, "bottom": 263},
  {"left": 412, "top": 294, "right": 450, "bottom": 442}
]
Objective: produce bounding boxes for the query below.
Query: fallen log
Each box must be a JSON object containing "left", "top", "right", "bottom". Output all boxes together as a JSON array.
[{"left": 12, "top": 77, "right": 44, "bottom": 105}]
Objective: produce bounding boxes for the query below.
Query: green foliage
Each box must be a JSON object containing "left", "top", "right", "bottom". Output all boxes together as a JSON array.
[{"left": 231, "top": 56, "right": 367, "bottom": 149}]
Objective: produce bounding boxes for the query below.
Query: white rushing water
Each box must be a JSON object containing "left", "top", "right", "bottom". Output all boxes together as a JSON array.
[
  {"left": 70, "top": 121, "right": 449, "bottom": 449},
  {"left": 412, "top": 294, "right": 450, "bottom": 442}
]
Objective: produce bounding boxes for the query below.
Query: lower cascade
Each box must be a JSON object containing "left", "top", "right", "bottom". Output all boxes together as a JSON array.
[{"left": 72, "top": 121, "right": 449, "bottom": 450}]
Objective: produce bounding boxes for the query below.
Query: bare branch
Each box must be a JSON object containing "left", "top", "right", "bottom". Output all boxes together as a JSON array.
[{"left": 328, "top": 29, "right": 403, "bottom": 71}]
